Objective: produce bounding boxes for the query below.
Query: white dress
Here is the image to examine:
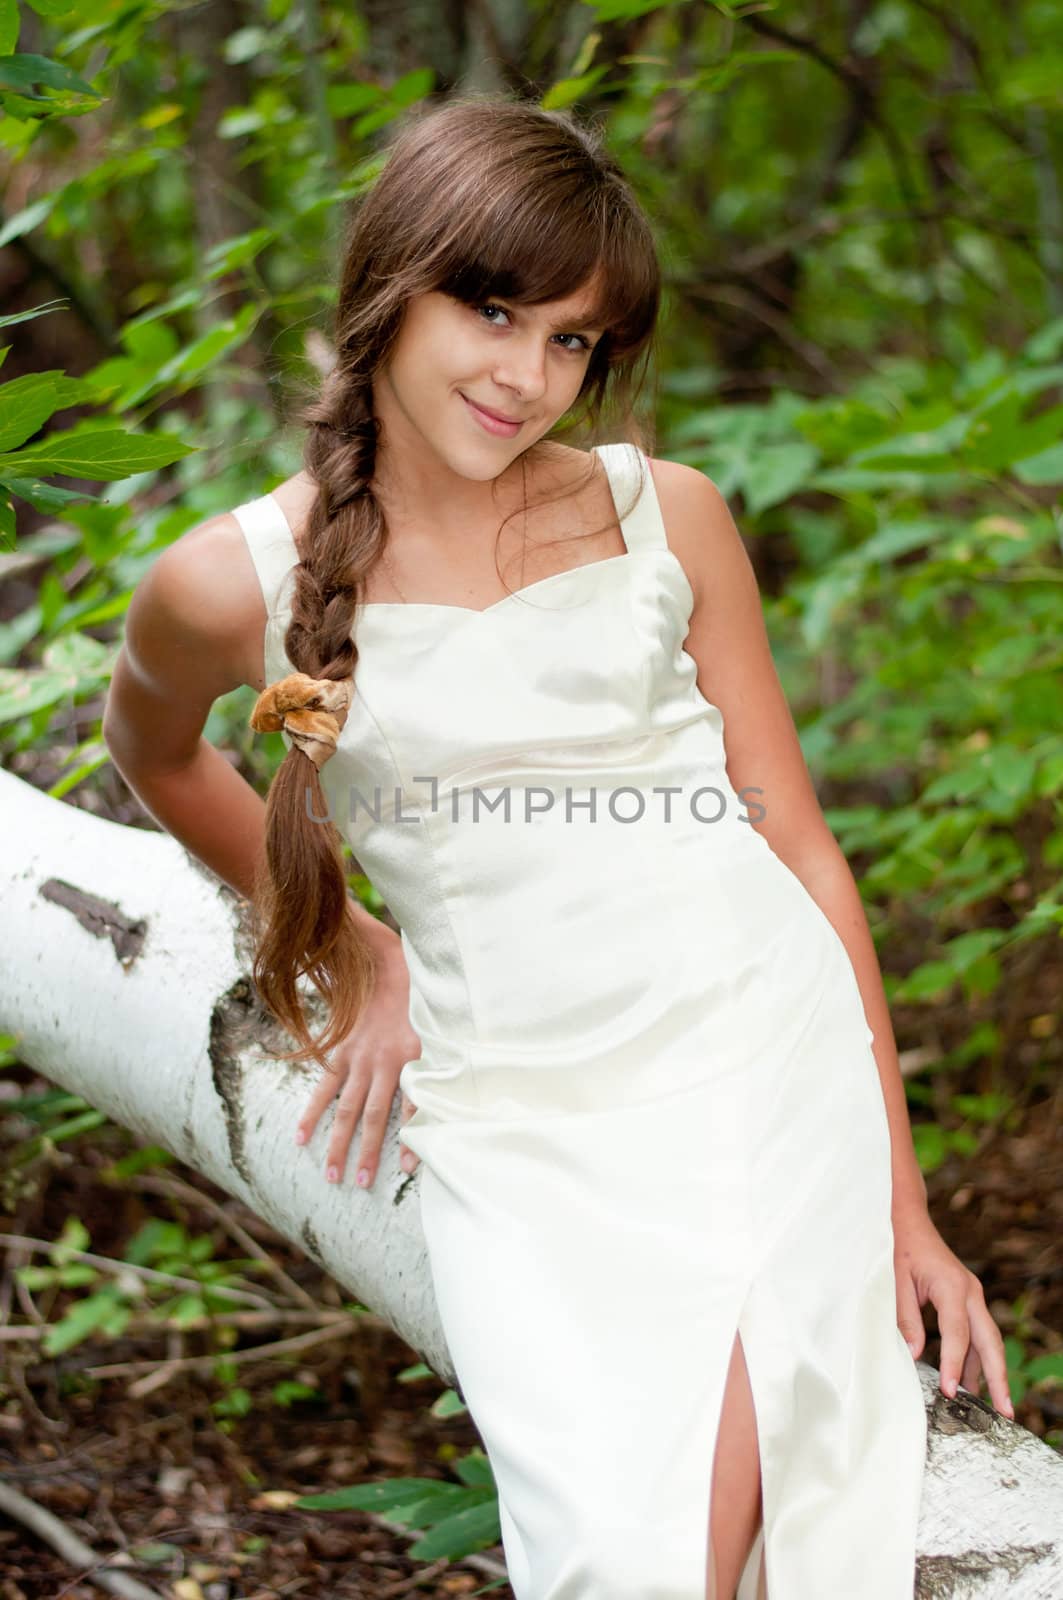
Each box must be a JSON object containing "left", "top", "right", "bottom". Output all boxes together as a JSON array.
[{"left": 232, "top": 443, "right": 927, "bottom": 1599}]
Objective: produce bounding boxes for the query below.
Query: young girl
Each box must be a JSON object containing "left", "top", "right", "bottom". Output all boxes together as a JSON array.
[{"left": 104, "top": 96, "right": 1012, "bottom": 1600}]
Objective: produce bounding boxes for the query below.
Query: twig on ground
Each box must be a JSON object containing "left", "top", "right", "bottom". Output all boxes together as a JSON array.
[
  {"left": 0, "top": 1478, "right": 164, "bottom": 1600},
  {"left": 0, "top": 1232, "right": 280, "bottom": 1309},
  {"left": 1, "top": 1308, "right": 349, "bottom": 1342},
  {"left": 74, "top": 1317, "right": 365, "bottom": 1392}
]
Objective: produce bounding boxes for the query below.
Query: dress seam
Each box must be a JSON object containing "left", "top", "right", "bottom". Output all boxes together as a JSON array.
[{"left": 345, "top": 666, "right": 484, "bottom": 1093}]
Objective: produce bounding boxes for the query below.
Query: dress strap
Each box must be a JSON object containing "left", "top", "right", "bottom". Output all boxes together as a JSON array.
[
  {"left": 595, "top": 442, "right": 668, "bottom": 555},
  {"left": 230, "top": 493, "right": 301, "bottom": 619}
]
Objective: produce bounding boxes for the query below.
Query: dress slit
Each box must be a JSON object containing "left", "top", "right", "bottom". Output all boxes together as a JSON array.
[{"left": 704, "top": 1280, "right": 770, "bottom": 1600}]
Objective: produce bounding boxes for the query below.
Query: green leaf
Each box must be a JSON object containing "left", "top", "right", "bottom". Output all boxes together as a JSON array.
[
  {"left": 407, "top": 1494, "right": 501, "bottom": 1561},
  {"left": 0, "top": 300, "right": 71, "bottom": 334},
  {"left": 901, "top": 959, "right": 957, "bottom": 1001},
  {"left": 43, "top": 631, "right": 115, "bottom": 677},
  {"left": 588, "top": 0, "right": 669, "bottom": 18},
  {"left": 214, "top": 1386, "right": 253, "bottom": 1417},
  {"left": 452, "top": 1448, "right": 495, "bottom": 1488},
  {"left": 1014, "top": 442, "right": 1063, "bottom": 485},
  {"left": 43, "top": 1291, "right": 122, "bottom": 1355},
  {"left": 127, "top": 1543, "right": 184, "bottom": 1565},
  {"left": 390, "top": 68, "right": 435, "bottom": 107},
  {"left": 432, "top": 1386, "right": 468, "bottom": 1417},
  {"left": 0, "top": 51, "right": 99, "bottom": 99},
  {"left": 18, "top": 1, "right": 85, "bottom": 22},
  {"left": 0, "top": 665, "right": 78, "bottom": 723},
  {"left": 397, "top": 1361, "right": 435, "bottom": 1382},
  {"left": 541, "top": 68, "right": 609, "bottom": 110},
  {"left": 986, "top": 747, "right": 1038, "bottom": 801},
  {"left": 203, "top": 228, "right": 275, "bottom": 278},
  {"left": 46, "top": 1109, "right": 107, "bottom": 1143},
  {"left": 326, "top": 83, "right": 385, "bottom": 116},
  {"left": 297, "top": 1477, "right": 449, "bottom": 1514},
  {"left": 739, "top": 443, "right": 819, "bottom": 516},
  {"left": 912, "top": 1123, "right": 948, "bottom": 1174},
  {"left": 57, "top": 1264, "right": 99, "bottom": 1288},
  {"left": 998, "top": 56, "right": 1063, "bottom": 109},
  {"left": 0, "top": 426, "right": 197, "bottom": 481},
  {"left": 0, "top": 0, "right": 18, "bottom": 55},
  {"left": 0, "top": 197, "right": 55, "bottom": 250},
  {"left": 272, "top": 1380, "right": 321, "bottom": 1406},
  {"left": 16, "top": 1265, "right": 59, "bottom": 1290},
  {"left": 169, "top": 1293, "right": 209, "bottom": 1326},
  {"left": 1025, "top": 1353, "right": 1063, "bottom": 1385},
  {"left": 125, "top": 1218, "right": 187, "bottom": 1266},
  {"left": 103, "top": 1146, "right": 175, "bottom": 1180},
  {"left": 154, "top": 303, "right": 259, "bottom": 385},
  {"left": 54, "top": 1217, "right": 91, "bottom": 1260},
  {"left": 0, "top": 368, "right": 94, "bottom": 440}
]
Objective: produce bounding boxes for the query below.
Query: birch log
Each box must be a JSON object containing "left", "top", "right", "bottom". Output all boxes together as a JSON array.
[{"left": 0, "top": 766, "right": 1061, "bottom": 1596}]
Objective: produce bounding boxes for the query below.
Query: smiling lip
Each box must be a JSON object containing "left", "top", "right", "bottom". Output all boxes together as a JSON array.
[{"left": 461, "top": 394, "right": 525, "bottom": 435}]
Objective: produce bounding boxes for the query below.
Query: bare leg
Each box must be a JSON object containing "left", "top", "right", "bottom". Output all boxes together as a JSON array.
[{"left": 705, "top": 1328, "right": 764, "bottom": 1600}]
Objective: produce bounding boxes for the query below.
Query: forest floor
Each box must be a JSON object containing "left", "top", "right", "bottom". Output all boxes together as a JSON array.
[{"left": 1, "top": 1065, "right": 1061, "bottom": 1600}]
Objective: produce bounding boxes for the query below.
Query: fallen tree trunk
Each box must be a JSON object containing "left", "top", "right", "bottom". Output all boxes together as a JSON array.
[
  {"left": 0, "top": 766, "right": 446, "bottom": 1374},
  {"left": 1, "top": 767, "right": 1061, "bottom": 1595}
]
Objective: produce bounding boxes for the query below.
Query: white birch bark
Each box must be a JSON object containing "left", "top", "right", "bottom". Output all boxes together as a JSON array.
[{"left": 1, "top": 766, "right": 1061, "bottom": 1594}]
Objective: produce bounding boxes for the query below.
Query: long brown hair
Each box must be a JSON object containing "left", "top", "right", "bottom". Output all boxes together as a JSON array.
[{"left": 250, "top": 93, "right": 662, "bottom": 1067}]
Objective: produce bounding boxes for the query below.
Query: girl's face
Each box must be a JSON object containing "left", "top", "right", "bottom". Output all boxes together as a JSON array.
[{"left": 374, "top": 282, "right": 604, "bottom": 481}]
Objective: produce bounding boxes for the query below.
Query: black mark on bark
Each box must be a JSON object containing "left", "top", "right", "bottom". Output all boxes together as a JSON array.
[
  {"left": 209, "top": 976, "right": 259, "bottom": 1186},
  {"left": 39, "top": 880, "right": 147, "bottom": 966}
]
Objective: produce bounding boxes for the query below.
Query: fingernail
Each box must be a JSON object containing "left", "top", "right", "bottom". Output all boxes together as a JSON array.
[
  {"left": 294, "top": 1128, "right": 307, "bottom": 1146},
  {"left": 327, "top": 1165, "right": 339, "bottom": 1183},
  {"left": 356, "top": 1168, "right": 370, "bottom": 1187}
]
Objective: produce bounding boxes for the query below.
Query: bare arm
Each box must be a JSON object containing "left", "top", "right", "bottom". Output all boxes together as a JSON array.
[
  {"left": 101, "top": 511, "right": 398, "bottom": 961},
  {"left": 102, "top": 509, "right": 422, "bottom": 1192},
  {"left": 651, "top": 459, "right": 927, "bottom": 1218}
]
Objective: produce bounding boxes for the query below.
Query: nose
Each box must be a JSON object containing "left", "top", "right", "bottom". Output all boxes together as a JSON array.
[{"left": 494, "top": 334, "right": 549, "bottom": 402}]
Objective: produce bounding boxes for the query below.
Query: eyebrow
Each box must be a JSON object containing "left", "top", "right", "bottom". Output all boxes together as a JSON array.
[
  {"left": 547, "top": 308, "right": 604, "bottom": 334},
  {"left": 491, "top": 297, "right": 603, "bottom": 335}
]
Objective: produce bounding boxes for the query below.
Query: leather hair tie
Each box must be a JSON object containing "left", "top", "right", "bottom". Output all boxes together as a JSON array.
[{"left": 249, "top": 672, "right": 353, "bottom": 770}]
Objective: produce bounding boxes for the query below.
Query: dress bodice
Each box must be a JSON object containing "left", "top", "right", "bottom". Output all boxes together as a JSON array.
[{"left": 231, "top": 443, "right": 778, "bottom": 1114}]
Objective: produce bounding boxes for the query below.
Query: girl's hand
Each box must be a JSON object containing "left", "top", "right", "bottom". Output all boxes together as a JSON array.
[
  {"left": 294, "top": 936, "right": 421, "bottom": 1190},
  {"left": 397, "top": 1092, "right": 421, "bottom": 1176},
  {"left": 892, "top": 1203, "right": 1014, "bottom": 1420}
]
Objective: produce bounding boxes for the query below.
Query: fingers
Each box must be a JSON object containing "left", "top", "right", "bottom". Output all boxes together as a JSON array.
[
  {"left": 967, "top": 1294, "right": 1015, "bottom": 1420},
  {"left": 293, "top": 1049, "right": 373, "bottom": 1186},
  {"left": 294, "top": 1056, "right": 346, "bottom": 1150},
  {"left": 295, "top": 1053, "right": 420, "bottom": 1190},
  {"left": 399, "top": 1092, "right": 421, "bottom": 1175},
  {"left": 935, "top": 1271, "right": 971, "bottom": 1401},
  {"left": 347, "top": 1086, "right": 393, "bottom": 1189},
  {"left": 937, "top": 1272, "right": 1015, "bottom": 1421},
  {"left": 960, "top": 1344, "right": 982, "bottom": 1395},
  {"left": 894, "top": 1263, "right": 925, "bottom": 1360}
]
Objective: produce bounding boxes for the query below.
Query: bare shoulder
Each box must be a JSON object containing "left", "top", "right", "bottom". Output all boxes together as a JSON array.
[
  {"left": 122, "top": 509, "right": 269, "bottom": 702},
  {"left": 167, "top": 511, "right": 269, "bottom": 690},
  {"left": 645, "top": 456, "right": 746, "bottom": 615}
]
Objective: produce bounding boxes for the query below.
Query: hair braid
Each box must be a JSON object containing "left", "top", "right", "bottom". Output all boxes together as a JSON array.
[{"left": 249, "top": 372, "right": 386, "bottom": 1069}]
